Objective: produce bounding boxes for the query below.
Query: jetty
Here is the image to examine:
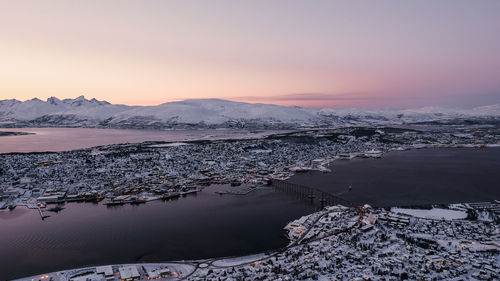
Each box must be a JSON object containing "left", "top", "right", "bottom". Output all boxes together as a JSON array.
[{"left": 37, "top": 206, "right": 50, "bottom": 220}]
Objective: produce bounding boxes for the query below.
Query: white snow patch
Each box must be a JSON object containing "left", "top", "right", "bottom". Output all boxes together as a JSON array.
[
  {"left": 391, "top": 207, "right": 467, "bottom": 220},
  {"left": 212, "top": 253, "right": 269, "bottom": 267},
  {"left": 147, "top": 142, "right": 190, "bottom": 147}
]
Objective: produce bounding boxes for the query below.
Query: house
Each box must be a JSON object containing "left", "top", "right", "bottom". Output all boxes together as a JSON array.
[
  {"left": 96, "top": 266, "right": 114, "bottom": 281},
  {"left": 119, "top": 266, "right": 140, "bottom": 281}
]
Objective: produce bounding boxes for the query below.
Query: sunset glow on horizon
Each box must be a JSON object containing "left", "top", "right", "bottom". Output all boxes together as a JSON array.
[{"left": 1, "top": 0, "right": 499, "bottom": 108}]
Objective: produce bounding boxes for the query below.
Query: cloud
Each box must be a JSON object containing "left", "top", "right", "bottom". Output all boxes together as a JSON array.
[
  {"left": 234, "top": 93, "right": 376, "bottom": 102},
  {"left": 230, "top": 92, "right": 500, "bottom": 109},
  {"left": 228, "top": 92, "right": 396, "bottom": 108}
]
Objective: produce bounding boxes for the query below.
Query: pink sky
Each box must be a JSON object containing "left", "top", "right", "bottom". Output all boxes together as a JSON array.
[{"left": 0, "top": 1, "right": 499, "bottom": 108}]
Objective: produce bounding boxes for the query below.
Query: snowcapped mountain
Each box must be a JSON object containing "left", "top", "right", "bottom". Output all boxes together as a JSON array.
[
  {"left": 317, "top": 105, "right": 500, "bottom": 125},
  {"left": 107, "top": 99, "right": 315, "bottom": 128},
  {"left": 0, "top": 96, "right": 499, "bottom": 129},
  {"left": 0, "top": 96, "right": 133, "bottom": 121}
]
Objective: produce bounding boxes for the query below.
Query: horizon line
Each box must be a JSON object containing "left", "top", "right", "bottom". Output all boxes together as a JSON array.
[{"left": 1, "top": 94, "right": 499, "bottom": 110}]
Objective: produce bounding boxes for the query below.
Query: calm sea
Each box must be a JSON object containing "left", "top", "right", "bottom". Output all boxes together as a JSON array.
[
  {"left": 288, "top": 147, "right": 500, "bottom": 207},
  {"left": 0, "top": 128, "right": 279, "bottom": 153},
  {"left": 0, "top": 185, "right": 314, "bottom": 280}
]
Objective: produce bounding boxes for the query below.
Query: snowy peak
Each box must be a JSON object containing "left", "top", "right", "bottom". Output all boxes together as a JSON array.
[
  {"left": 0, "top": 97, "right": 498, "bottom": 129},
  {"left": 61, "top": 95, "right": 110, "bottom": 107},
  {"left": 0, "top": 96, "right": 119, "bottom": 121},
  {"left": 47, "top": 97, "right": 61, "bottom": 105}
]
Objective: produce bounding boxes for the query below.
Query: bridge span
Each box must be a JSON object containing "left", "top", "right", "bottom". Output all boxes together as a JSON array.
[{"left": 271, "top": 179, "right": 356, "bottom": 208}]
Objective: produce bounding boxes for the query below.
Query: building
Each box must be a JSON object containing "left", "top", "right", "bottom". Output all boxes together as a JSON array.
[
  {"left": 96, "top": 266, "right": 114, "bottom": 281},
  {"left": 119, "top": 266, "right": 140, "bottom": 281}
]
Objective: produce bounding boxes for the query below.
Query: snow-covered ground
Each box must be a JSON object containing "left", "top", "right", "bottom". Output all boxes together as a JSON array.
[
  {"left": 391, "top": 207, "right": 468, "bottom": 220},
  {"left": 147, "top": 142, "right": 191, "bottom": 148},
  {"left": 212, "top": 253, "right": 270, "bottom": 267}
]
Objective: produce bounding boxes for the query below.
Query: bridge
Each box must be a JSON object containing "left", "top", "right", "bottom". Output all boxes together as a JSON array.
[{"left": 271, "top": 179, "right": 356, "bottom": 208}]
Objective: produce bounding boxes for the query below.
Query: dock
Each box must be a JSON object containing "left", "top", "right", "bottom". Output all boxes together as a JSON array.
[
  {"left": 37, "top": 206, "right": 49, "bottom": 220},
  {"left": 181, "top": 189, "right": 201, "bottom": 196}
]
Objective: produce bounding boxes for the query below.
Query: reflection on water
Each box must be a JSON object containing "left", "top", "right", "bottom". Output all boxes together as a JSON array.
[
  {"left": 0, "top": 128, "right": 280, "bottom": 153},
  {"left": 0, "top": 185, "right": 314, "bottom": 280}
]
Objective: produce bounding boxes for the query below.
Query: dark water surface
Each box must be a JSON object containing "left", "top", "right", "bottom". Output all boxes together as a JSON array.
[
  {"left": 0, "top": 186, "right": 314, "bottom": 280},
  {"left": 288, "top": 147, "right": 500, "bottom": 207}
]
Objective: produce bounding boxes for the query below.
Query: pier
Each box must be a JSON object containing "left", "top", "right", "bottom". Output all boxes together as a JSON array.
[
  {"left": 181, "top": 189, "right": 201, "bottom": 196},
  {"left": 37, "top": 206, "right": 49, "bottom": 220},
  {"left": 272, "top": 180, "right": 355, "bottom": 208}
]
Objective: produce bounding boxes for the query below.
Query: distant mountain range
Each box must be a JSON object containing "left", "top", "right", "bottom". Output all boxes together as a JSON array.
[{"left": 1, "top": 96, "right": 499, "bottom": 129}]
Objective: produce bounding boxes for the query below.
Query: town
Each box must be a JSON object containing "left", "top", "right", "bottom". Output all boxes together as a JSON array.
[{"left": 1, "top": 124, "right": 499, "bottom": 213}]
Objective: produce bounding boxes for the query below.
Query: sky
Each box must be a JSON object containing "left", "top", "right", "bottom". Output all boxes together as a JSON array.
[{"left": 0, "top": 0, "right": 499, "bottom": 108}]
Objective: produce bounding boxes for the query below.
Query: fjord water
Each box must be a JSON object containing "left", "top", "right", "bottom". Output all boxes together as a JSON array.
[
  {"left": 0, "top": 128, "right": 277, "bottom": 153},
  {"left": 0, "top": 185, "right": 315, "bottom": 280},
  {"left": 288, "top": 147, "right": 500, "bottom": 207}
]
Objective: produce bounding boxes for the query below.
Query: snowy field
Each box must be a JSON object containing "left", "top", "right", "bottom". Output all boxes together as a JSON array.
[{"left": 390, "top": 207, "right": 468, "bottom": 220}]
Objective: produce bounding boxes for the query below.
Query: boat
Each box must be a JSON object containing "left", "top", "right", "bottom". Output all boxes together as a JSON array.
[
  {"left": 181, "top": 189, "right": 200, "bottom": 196},
  {"left": 66, "top": 194, "right": 81, "bottom": 202},
  {"left": 289, "top": 167, "right": 311, "bottom": 172},
  {"left": 337, "top": 153, "right": 355, "bottom": 160},
  {"left": 47, "top": 205, "right": 65, "bottom": 212},
  {"left": 105, "top": 200, "right": 125, "bottom": 206},
  {"left": 230, "top": 180, "right": 242, "bottom": 186},
  {"left": 162, "top": 192, "right": 181, "bottom": 200},
  {"left": 83, "top": 193, "right": 100, "bottom": 202},
  {"left": 130, "top": 196, "right": 147, "bottom": 205},
  {"left": 104, "top": 199, "right": 125, "bottom": 206},
  {"left": 363, "top": 149, "right": 382, "bottom": 158}
]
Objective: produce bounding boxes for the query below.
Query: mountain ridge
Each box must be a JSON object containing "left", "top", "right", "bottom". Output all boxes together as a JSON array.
[{"left": 1, "top": 96, "right": 499, "bottom": 129}]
